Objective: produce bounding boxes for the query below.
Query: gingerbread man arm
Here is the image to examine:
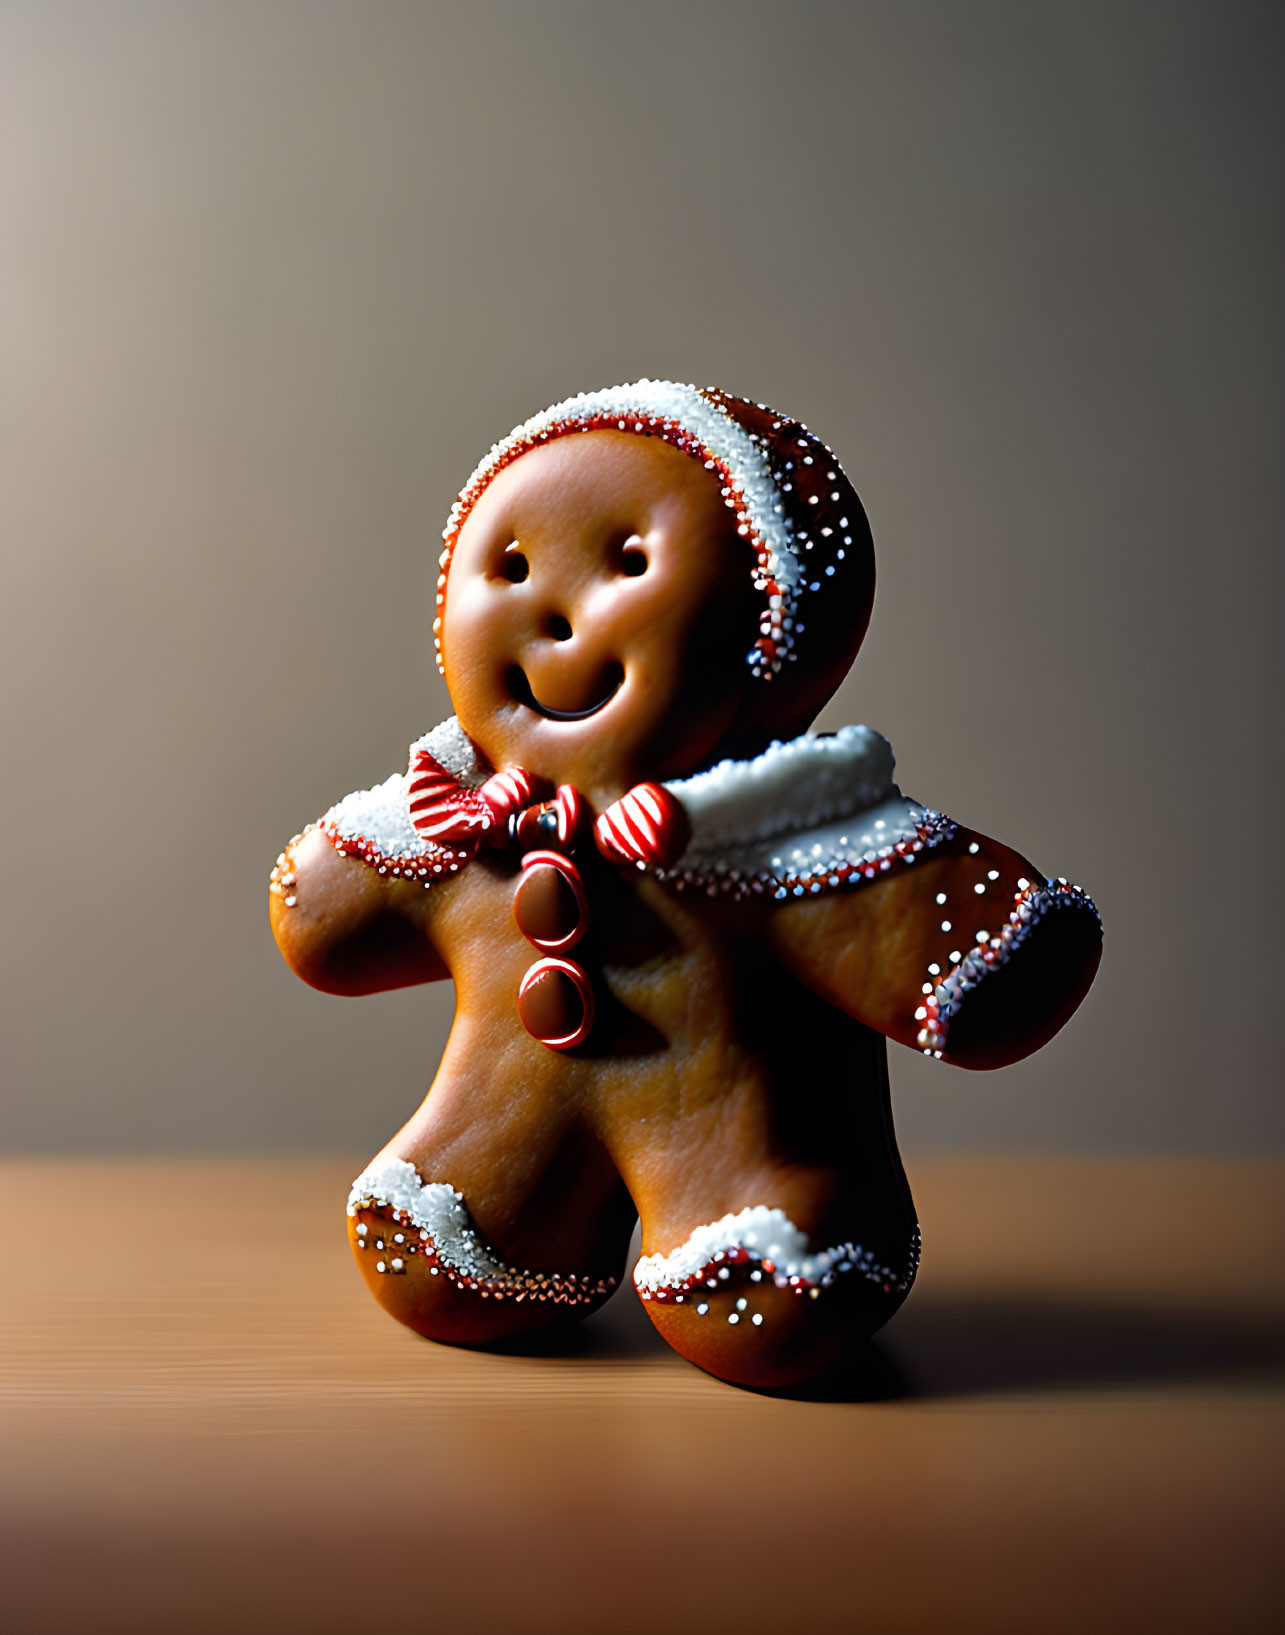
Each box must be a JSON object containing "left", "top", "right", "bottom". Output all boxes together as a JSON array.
[
  {"left": 759, "top": 822, "right": 1101, "bottom": 1070},
  {"left": 269, "top": 826, "right": 448, "bottom": 996}
]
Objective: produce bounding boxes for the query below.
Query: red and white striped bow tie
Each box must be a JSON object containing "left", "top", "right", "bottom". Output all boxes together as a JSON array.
[
  {"left": 406, "top": 750, "right": 685, "bottom": 868},
  {"left": 406, "top": 752, "right": 538, "bottom": 845},
  {"left": 590, "top": 781, "right": 685, "bottom": 867}
]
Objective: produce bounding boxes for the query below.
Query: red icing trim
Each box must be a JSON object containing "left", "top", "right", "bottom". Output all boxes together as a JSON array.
[
  {"left": 320, "top": 819, "right": 470, "bottom": 883},
  {"left": 637, "top": 1231, "right": 921, "bottom": 1304},
  {"left": 657, "top": 812, "right": 957, "bottom": 901}
]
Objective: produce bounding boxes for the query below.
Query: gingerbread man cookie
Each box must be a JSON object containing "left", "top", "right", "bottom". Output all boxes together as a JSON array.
[{"left": 270, "top": 382, "right": 1101, "bottom": 1387}]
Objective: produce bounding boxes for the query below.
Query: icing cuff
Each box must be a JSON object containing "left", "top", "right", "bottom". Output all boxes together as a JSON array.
[
  {"left": 633, "top": 1205, "right": 920, "bottom": 1303},
  {"left": 914, "top": 878, "right": 1101, "bottom": 1057},
  {"left": 348, "top": 1156, "right": 615, "bottom": 1305}
]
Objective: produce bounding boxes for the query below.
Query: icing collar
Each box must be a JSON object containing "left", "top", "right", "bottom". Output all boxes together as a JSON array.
[{"left": 320, "top": 720, "right": 953, "bottom": 895}]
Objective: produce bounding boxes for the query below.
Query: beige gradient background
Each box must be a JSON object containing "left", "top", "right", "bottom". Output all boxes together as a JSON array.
[{"left": 3, "top": 0, "right": 1280, "bottom": 1155}]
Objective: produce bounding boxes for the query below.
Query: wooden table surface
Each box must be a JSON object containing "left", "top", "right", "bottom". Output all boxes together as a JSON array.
[{"left": 2, "top": 1157, "right": 1281, "bottom": 1635}]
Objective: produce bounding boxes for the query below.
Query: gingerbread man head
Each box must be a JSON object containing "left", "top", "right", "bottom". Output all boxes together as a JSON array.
[{"left": 436, "top": 383, "right": 876, "bottom": 802}]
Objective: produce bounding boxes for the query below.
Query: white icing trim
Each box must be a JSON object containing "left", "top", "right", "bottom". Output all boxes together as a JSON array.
[
  {"left": 324, "top": 771, "right": 425, "bottom": 861},
  {"left": 447, "top": 380, "right": 799, "bottom": 597},
  {"left": 409, "top": 716, "right": 487, "bottom": 788},
  {"left": 349, "top": 1156, "right": 510, "bottom": 1281},
  {"left": 660, "top": 796, "right": 932, "bottom": 890},
  {"left": 757, "top": 798, "right": 925, "bottom": 875},
  {"left": 657, "top": 725, "right": 941, "bottom": 889},
  {"left": 348, "top": 1155, "right": 615, "bottom": 1300},
  {"left": 665, "top": 726, "right": 898, "bottom": 862},
  {"left": 633, "top": 1204, "right": 918, "bottom": 1297}
]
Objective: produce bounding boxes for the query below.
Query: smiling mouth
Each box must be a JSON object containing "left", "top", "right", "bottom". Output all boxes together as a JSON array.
[{"left": 508, "top": 663, "right": 625, "bottom": 722}]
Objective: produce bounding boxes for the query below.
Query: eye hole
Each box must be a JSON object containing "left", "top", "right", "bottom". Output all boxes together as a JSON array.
[
  {"left": 546, "top": 614, "right": 573, "bottom": 642},
  {"left": 619, "top": 537, "right": 647, "bottom": 576},
  {"left": 500, "top": 548, "right": 529, "bottom": 584}
]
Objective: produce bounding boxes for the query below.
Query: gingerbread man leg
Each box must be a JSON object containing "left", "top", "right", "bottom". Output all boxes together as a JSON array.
[{"left": 605, "top": 1011, "right": 919, "bottom": 1390}]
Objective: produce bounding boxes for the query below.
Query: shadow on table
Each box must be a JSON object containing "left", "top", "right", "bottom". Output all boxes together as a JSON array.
[
  {"left": 468, "top": 1274, "right": 1285, "bottom": 1405},
  {"left": 484, "top": 1279, "right": 674, "bottom": 1361},
  {"left": 794, "top": 1293, "right": 1285, "bottom": 1403},
  {"left": 502, "top": 1283, "right": 1285, "bottom": 1403}
]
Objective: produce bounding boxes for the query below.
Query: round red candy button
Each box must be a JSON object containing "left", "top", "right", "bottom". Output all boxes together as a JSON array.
[
  {"left": 517, "top": 957, "right": 594, "bottom": 1050},
  {"left": 514, "top": 851, "right": 588, "bottom": 952}
]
